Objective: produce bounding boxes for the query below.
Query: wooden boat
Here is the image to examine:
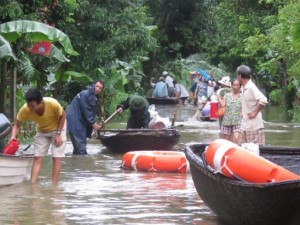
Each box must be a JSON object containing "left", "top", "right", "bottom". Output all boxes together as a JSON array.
[
  {"left": 99, "top": 129, "right": 180, "bottom": 153},
  {"left": 0, "top": 153, "right": 33, "bottom": 186},
  {"left": 146, "top": 97, "right": 179, "bottom": 105},
  {"left": 185, "top": 143, "right": 300, "bottom": 225},
  {"left": 198, "top": 116, "right": 217, "bottom": 122}
]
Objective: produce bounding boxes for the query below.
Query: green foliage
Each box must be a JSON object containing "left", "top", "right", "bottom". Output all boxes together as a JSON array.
[
  {"left": 290, "top": 103, "right": 300, "bottom": 122},
  {"left": 283, "top": 85, "right": 295, "bottom": 110},
  {"left": 0, "top": 1, "right": 23, "bottom": 22},
  {"left": 3, "top": 0, "right": 300, "bottom": 118},
  {"left": 0, "top": 35, "right": 17, "bottom": 60},
  {"left": 269, "top": 89, "right": 282, "bottom": 105},
  {"left": 179, "top": 54, "right": 229, "bottom": 82},
  {"left": 95, "top": 59, "right": 147, "bottom": 115},
  {"left": 64, "top": 0, "right": 156, "bottom": 73},
  {"left": 145, "top": 0, "right": 210, "bottom": 58}
]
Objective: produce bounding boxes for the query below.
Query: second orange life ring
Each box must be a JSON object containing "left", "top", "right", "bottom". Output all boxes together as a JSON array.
[
  {"left": 122, "top": 150, "right": 188, "bottom": 173},
  {"left": 205, "top": 139, "right": 300, "bottom": 183}
]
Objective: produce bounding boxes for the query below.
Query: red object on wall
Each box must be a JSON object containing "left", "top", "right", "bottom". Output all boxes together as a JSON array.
[{"left": 27, "top": 41, "right": 52, "bottom": 56}]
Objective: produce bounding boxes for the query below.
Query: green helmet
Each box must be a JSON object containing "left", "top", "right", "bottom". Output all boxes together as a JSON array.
[{"left": 129, "top": 96, "right": 148, "bottom": 111}]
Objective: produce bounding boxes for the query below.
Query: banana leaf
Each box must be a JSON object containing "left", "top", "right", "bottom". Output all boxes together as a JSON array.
[
  {"left": 61, "top": 71, "right": 93, "bottom": 83},
  {"left": 50, "top": 45, "right": 70, "bottom": 62},
  {"left": 0, "top": 20, "right": 78, "bottom": 56},
  {"left": 0, "top": 35, "right": 17, "bottom": 60}
]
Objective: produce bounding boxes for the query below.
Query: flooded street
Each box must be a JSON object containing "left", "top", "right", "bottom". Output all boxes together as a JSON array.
[{"left": 1, "top": 104, "right": 300, "bottom": 225}]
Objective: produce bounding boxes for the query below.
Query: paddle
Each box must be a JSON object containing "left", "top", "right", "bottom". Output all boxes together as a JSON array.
[
  {"left": 99, "top": 124, "right": 184, "bottom": 133},
  {"left": 99, "top": 110, "right": 119, "bottom": 129}
]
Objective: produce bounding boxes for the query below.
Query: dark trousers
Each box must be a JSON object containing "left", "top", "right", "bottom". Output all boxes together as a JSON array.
[{"left": 69, "top": 133, "right": 88, "bottom": 155}]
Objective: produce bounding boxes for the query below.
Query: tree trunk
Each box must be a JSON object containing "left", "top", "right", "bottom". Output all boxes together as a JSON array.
[{"left": 0, "top": 61, "right": 7, "bottom": 113}]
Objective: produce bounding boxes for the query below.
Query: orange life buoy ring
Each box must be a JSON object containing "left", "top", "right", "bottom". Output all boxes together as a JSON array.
[
  {"left": 122, "top": 151, "right": 188, "bottom": 173},
  {"left": 205, "top": 139, "right": 300, "bottom": 183}
]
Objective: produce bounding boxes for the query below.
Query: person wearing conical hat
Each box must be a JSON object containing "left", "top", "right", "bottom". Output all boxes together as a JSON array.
[{"left": 116, "top": 95, "right": 150, "bottom": 129}]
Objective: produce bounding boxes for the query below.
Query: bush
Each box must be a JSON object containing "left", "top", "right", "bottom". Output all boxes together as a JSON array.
[
  {"left": 290, "top": 103, "right": 300, "bottom": 122},
  {"left": 269, "top": 89, "right": 282, "bottom": 105}
]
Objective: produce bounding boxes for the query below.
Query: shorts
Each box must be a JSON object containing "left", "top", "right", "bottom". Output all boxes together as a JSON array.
[
  {"left": 220, "top": 125, "right": 241, "bottom": 135},
  {"left": 239, "top": 128, "right": 265, "bottom": 145},
  {"left": 33, "top": 122, "right": 67, "bottom": 157}
]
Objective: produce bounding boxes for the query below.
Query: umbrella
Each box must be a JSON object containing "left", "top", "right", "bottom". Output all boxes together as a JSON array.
[{"left": 197, "top": 68, "right": 211, "bottom": 81}]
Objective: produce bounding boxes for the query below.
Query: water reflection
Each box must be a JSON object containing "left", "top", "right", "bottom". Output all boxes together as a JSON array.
[
  {"left": 0, "top": 183, "right": 67, "bottom": 225},
  {"left": 60, "top": 164, "right": 218, "bottom": 225},
  {"left": 1, "top": 104, "right": 300, "bottom": 225}
]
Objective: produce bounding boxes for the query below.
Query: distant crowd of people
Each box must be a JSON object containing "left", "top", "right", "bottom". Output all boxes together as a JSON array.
[
  {"left": 190, "top": 65, "right": 268, "bottom": 145},
  {"left": 151, "top": 71, "right": 189, "bottom": 104},
  {"left": 149, "top": 65, "right": 268, "bottom": 146}
]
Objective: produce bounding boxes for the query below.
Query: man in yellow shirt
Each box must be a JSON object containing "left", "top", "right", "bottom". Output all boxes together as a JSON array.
[{"left": 9, "top": 88, "right": 66, "bottom": 184}]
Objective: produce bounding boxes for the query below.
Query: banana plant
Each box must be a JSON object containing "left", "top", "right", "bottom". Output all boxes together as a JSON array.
[
  {"left": 0, "top": 35, "right": 17, "bottom": 60},
  {"left": 0, "top": 20, "right": 80, "bottom": 107},
  {"left": 0, "top": 20, "right": 78, "bottom": 61}
]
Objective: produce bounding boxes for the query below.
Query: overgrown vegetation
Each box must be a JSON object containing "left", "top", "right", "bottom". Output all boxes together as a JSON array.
[{"left": 1, "top": 0, "right": 300, "bottom": 121}]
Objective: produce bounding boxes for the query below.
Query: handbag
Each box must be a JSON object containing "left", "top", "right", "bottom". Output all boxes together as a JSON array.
[{"left": 216, "top": 107, "right": 225, "bottom": 117}]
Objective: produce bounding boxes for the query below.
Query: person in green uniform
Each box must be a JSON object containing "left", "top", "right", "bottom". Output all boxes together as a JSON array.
[{"left": 116, "top": 95, "right": 150, "bottom": 129}]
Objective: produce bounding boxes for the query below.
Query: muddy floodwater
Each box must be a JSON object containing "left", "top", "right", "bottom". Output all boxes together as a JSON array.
[{"left": 1, "top": 104, "right": 299, "bottom": 225}]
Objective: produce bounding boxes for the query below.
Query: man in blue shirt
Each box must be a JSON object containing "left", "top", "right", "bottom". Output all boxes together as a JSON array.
[{"left": 152, "top": 77, "right": 168, "bottom": 98}]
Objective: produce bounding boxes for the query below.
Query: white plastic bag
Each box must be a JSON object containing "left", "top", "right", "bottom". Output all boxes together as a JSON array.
[
  {"left": 241, "top": 143, "right": 260, "bottom": 155},
  {"left": 148, "top": 105, "right": 171, "bottom": 129}
]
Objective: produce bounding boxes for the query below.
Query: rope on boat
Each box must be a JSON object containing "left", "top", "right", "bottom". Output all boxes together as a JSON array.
[
  {"left": 222, "top": 156, "right": 248, "bottom": 182},
  {"left": 148, "top": 163, "right": 158, "bottom": 172},
  {"left": 177, "top": 163, "right": 187, "bottom": 172}
]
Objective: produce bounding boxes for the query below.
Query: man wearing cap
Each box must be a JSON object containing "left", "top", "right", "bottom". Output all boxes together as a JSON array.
[
  {"left": 237, "top": 65, "right": 268, "bottom": 145},
  {"left": 117, "top": 95, "right": 150, "bottom": 129},
  {"left": 162, "top": 71, "right": 175, "bottom": 97}
]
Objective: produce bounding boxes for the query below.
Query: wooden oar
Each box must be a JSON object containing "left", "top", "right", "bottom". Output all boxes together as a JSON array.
[{"left": 99, "top": 110, "right": 119, "bottom": 128}]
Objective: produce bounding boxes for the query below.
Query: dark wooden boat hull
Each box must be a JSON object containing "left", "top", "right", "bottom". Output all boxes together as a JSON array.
[
  {"left": 198, "top": 116, "right": 217, "bottom": 122},
  {"left": 100, "top": 129, "right": 180, "bottom": 153},
  {"left": 185, "top": 143, "right": 300, "bottom": 225},
  {"left": 146, "top": 97, "right": 179, "bottom": 105}
]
